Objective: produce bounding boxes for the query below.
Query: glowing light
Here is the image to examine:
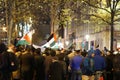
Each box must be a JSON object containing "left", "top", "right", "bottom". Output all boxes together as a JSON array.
[
  {"left": 65, "top": 41, "right": 69, "bottom": 45},
  {"left": 3, "top": 27, "right": 7, "bottom": 32},
  {"left": 85, "top": 34, "right": 90, "bottom": 40}
]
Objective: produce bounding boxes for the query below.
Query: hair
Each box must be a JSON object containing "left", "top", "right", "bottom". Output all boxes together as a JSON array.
[
  {"left": 81, "top": 51, "right": 88, "bottom": 57},
  {"left": 44, "top": 48, "right": 50, "bottom": 56},
  {"left": 34, "top": 48, "right": 41, "bottom": 55},
  {"left": 0, "top": 43, "right": 8, "bottom": 53},
  {"left": 50, "top": 49, "right": 56, "bottom": 57},
  {"left": 75, "top": 50, "right": 81, "bottom": 54},
  {"left": 58, "top": 53, "right": 65, "bottom": 61}
]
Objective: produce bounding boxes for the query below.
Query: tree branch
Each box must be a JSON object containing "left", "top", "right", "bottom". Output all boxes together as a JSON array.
[
  {"left": 89, "top": 14, "right": 111, "bottom": 24},
  {"left": 114, "top": 18, "right": 120, "bottom": 22},
  {"left": 84, "top": 1, "right": 111, "bottom": 14},
  {"left": 116, "top": 8, "right": 120, "bottom": 12},
  {"left": 115, "top": 13, "right": 120, "bottom": 16}
]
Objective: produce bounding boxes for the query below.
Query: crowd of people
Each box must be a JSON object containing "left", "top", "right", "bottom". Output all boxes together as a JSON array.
[{"left": 0, "top": 42, "right": 120, "bottom": 80}]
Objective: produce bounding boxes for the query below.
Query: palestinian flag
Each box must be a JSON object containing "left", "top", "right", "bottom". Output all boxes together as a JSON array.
[
  {"left": 16, "top": 30, "right": 34, "bottom": 46},
  {"left": 47, "top": 33, "right": 57, "bottom": 47}
]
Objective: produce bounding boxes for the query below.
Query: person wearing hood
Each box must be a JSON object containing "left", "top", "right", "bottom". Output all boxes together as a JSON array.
[
  {"left": 94, "top": 48, "right": 106, "bottom": 80},
  {"left": 81, "top": 50, "right": 95, "bottom": 80},
  {"left": 88, "top": 47, "right": 94, "bottom": 56}
]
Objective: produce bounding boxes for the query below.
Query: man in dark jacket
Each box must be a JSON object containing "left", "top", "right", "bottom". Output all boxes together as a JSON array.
[
  {"left": 48, "top": 57, "right": 64, "bottom": 80},
  {"left": 82, "top": 51, "right": 95, "bottom": 80},
  {"left": 20, "top": 46, "right": 35, "bottom": 80},
  {"left": 105, "top": 51, "right": 113, "bottom": 80},
  {"left": 70, "top": 50, "right": 83, "bottom": 80},
  {"left": 94, "top": 48, "right": 106, "bottom": 80},
  {"left": 0, "top": 43, "right": 12, "bottom": 80},
  {"left": 34, "top": 48, "right": 45, "bottom": 80},
  {"left": 113, "top": 52, "right": 120, "bottom": 80}
]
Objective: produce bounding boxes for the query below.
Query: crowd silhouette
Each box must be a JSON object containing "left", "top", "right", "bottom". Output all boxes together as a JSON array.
[{"left": 0, "top": 42, "right": 120, "bottom": 80}]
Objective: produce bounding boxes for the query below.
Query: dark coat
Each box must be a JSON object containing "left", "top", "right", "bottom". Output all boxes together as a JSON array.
[
  {"left": 82, "top": 56, "right": 94, "bottom": 76},
  {"left": 0, "top": 43, "right": 12, "bottom": 80},
  {"left": 20, "top": 51, "right": 34, "bottom": 80},
  {"left": 105, "top": 54, "right": 114, "bottom": 80},
  {"left": 48, "top": 61, "right": 64, "bottom": 80},
  {"left": 113, "top": 54, "right": 120, "bottom": 80},
  {"left": 113, "top": 54, "right": 120, "bottom": 70},
  {"left": 105, "top": 55, "right": 113, "bottom": 71},
  {"left": 0, "top": 51, "right": 12, "bottom": 80},
  {"left": 34, "top": 54, "right": 45, "bottom": 80},
  {"left": 94, "top": 49, "right": 106, "bottom": 71}
]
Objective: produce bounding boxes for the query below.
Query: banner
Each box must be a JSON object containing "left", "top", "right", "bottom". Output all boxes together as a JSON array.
[{"left": 16, "top": 30, "right": 34, "bottom": 46}]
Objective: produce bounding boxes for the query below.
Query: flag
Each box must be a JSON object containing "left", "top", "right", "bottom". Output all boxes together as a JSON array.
[
  {"left": 32, "top": 44, "right": 46, "bottom": 52},
  {"left": 16, "top": 40, "right": 30, "bottom": 46},
  {"left": 22, "top": 32, "right": 32, "bottom": 44},
  {"left": 47, "top": 33, "right": 57, "bottom": 47},
  {"left": 33, "top": 33, "right": 57, "bottom": 48},
  {"left": 16, "top": 30, "right": 34, "bottom": 46}
]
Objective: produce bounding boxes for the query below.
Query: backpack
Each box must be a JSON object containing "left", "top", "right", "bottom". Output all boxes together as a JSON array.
[
  {"left": 6, "top": 52, "right": 19, "bottom": 72},
  {"left": 81, "top": 57, "right": 94, "bottom": 75}
]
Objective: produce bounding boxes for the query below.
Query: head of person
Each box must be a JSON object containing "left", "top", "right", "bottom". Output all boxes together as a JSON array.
[
  {"left": 0, "top": 42, "right": 7, "bottom": 53},
  {"left": 75, "top": 49, "right": 81, "bottom": 55},
  {"left": 44, "top": 48, "right": 50, "bottom": 56},
  {"left": 95, "top": 48, "right": 101, "bottom": 56},
  {"left": 34, "top": 48, "right": 41, "bottom": 55},
  {"left": 50, "top": 49, "right": 56, "bottom": 57},
  {"left": 88, "top": 48, "right": 94, "bottom": 57},
  {"left": 81, "top": 51, "right": 88, "bottom": 57}
]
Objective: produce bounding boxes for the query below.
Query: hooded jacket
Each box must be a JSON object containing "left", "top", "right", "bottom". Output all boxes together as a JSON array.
[
  {"left": 94, "top": 49, "right": 106, "bottom": 71},
  {"left": 81, "top": 51, "right": 95, "bottom": 76}
]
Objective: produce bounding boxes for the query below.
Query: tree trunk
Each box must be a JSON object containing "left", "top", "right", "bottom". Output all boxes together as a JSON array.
[{"left": 110, "top": 9, "right": 115, "bottom": 52}]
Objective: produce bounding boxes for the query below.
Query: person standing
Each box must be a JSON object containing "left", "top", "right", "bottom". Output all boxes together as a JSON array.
[
  {"left": 44, "top": 49, "right": 58, "bottom": 80},
  {"left": 105, "top": 51, "right": 113, "bottom": 80},
  {"left": 48, "top": 57, "right": 64, "bottom": 80},
  {"left": 20, "top": 46, "right": 35, "bottom": 80},
  {"left": 57, "top": 52, "right": 67, "bottom": 80},
  {"left": 0, "top": 43, "right": 12, "bottom": 80},
  {"left": 82, "top": 52, "right": 95, "bottom": 80},
  {"left": 94, "top": 48, "right": 106, "bottom": 80},
  {"left": 113, "top": 52, "right": 120, "bottom": 80},
  {"left": 70, "top": 50, "right": 83, "bottom": 80},
  {"left": 34, "top": 48, "right": 45, "bottom": 80}
]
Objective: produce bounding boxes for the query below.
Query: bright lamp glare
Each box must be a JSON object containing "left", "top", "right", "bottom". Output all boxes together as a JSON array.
[
  {"left": 3, "top": 27, "right": 7, "bottom": 32},
  {"left": 85, "top": 35, "right": 90, "bottom": 40},
  {"left": 65, "top": 41, "right": 69, "bottom": 45}
]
